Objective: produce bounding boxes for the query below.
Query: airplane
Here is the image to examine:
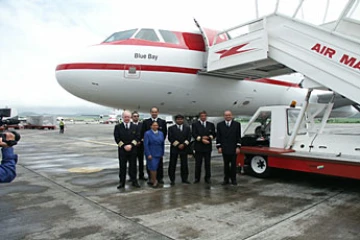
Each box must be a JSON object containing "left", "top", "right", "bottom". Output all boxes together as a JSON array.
[
  {"left": 55, "top": 22, "right": 358, "bottom": 120},
  {"left": 99, "top": 114, "right": 119, "bottom": 124}
]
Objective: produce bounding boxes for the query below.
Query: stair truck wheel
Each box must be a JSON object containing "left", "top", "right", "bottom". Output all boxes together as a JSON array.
[{"left": 249, "top": 155, "right": 271, "bottom": 178}]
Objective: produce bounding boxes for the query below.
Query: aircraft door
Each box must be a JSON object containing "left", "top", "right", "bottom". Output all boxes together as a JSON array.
[{"left": 193, "top": 19, "right": 229, "bottom": 68}]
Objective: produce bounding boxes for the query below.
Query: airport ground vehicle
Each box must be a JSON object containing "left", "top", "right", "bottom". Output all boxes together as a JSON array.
[
  {"left": 23, "top": 125, "right": 55, "bottom": 130},
  {"left": 24, "top": 116, "right": 56, "bottom": 130},
  {"left": 237, "top": 95, "right": 360, "bottom": 180}
]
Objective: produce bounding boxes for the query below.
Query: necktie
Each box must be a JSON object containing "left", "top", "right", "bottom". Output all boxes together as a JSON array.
[
  {"left": 226, "top": 122, "right": 230, "bottom": 127},
  {"left": 203, "top": 122, "right": 206, "bottom": 128},
  {"left": 126, "top": 123, "right": 129, "bottom": 129}
]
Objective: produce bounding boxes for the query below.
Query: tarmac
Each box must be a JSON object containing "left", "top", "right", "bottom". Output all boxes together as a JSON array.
[{"left": 1, "top": 123, "right": 360, "bottom": 240}]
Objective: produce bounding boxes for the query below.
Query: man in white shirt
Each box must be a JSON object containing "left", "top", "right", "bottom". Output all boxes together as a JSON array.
[{"left": 216, "top": 110, "right": 241, "bottom": 186}]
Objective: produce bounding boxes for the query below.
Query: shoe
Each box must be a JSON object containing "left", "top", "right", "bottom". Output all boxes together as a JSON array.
[
  {"left": 231, "top": 181, "right": 238, "bottom": 186},
  {"left": 152, "top": 181, "right": 159, "bottom": 188},
  {"left": 117, "top": 184, "right": 125, "bottom": 189},
  {"left": 193, "top": 180, "right": 200, "bottom": 184},
  {"left": 147, "top": 181, "right": 153, "bottom": 185},
  {"left": 139, "top": 176, "right": 148, "bottom": 181},
  {"left": 221, "top": 181, "right": 229, "bottom": 186},
  {"left": 205, "top": 179, "right": 212, "bottom": 184},
  {"left": 182, "top": 180, "right": 191, "bottom": 184},
  {"left": 170, "top": 181, "right": 175, "bottom": 186},
  {"left": 132, "top": 181, "right": 141, "bottom": 188},
  {"left": 158, "top": 180, "right": 164, "bottom": 184}
]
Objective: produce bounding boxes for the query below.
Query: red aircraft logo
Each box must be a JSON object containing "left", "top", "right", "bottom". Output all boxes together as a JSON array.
[{"left": 215, "top": 43, "right": 255, "bottom": 59}]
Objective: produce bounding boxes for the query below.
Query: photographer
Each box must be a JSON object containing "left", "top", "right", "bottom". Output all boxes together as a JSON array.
[{"left": 0, "top": 130, "right": 20, "bottom": 183}]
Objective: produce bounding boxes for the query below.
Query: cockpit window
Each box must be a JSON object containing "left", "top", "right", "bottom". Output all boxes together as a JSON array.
[
  {"left": 159, "top": 30, "right": 179, "bottom": 44},
  {"left": 103, "top": 29, "right": 137, "bottom": 43},
  {"left": 134, "top": 28, "right": 160, "bottom": 42}
]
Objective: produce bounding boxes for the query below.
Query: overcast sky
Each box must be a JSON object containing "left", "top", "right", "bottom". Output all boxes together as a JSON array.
[{"left": 0, "top": 0, "right": 354, "bottom": 114}]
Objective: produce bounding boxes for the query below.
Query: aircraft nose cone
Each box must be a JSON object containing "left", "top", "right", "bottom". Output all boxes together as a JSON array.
[
  {"left": 55, "top": 45, "right": 111, "bottom": 106},
  {"left": 55, "top": 64, "right": 73, "bottom": 92},
  {"left": 55, "top": 46, "right": 93, "bottom": 95},
  {"left": 54, "top": 44, "right": 125, "bottom": 107}
]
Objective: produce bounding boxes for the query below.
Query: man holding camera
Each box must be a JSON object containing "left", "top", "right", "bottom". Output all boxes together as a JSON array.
[{"left": 0, "top": 130, "right": 20, "bottom": 183}]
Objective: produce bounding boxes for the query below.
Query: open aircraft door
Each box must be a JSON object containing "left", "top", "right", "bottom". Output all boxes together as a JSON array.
[{"left": 194, "top": 19, "right": 228, "bottom": 68}]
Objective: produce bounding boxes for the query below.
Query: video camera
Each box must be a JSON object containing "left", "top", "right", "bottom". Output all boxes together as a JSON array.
[
  {"left": 0, "top": 108, "right": 21, "bottom": 146},
  {"left": 0, "top": 108, "right": 20, "bottom": 127}
]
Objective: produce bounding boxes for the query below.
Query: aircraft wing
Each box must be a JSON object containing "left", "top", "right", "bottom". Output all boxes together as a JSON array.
[{"left": 316, "top": 92, "right": 359, "bottom": 118}]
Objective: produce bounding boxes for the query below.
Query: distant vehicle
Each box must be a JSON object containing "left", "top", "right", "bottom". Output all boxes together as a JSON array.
[
  {"left": 25, "top": 116, "right": 56, "bottom": 130},
  {"left": 101, "top": 114, "right": 119, "bottom": 124}
]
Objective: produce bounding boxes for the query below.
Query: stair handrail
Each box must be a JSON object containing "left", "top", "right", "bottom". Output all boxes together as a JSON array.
[
  {"left": 332, "top": 0, "right": 357, "bottom": 32},
  {"left": 213, "top": 17, "right": 266, "bottom": 46}
]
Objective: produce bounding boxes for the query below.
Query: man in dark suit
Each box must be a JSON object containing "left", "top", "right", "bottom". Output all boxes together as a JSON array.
[
  {"left": 168, "top": 114, "right": 191, "bottom": 185},
  {"left": 132, "top": 111, "right": 147, "bottom": 181},
  {"left": 141, "top": 107, "right": 167, "bottom": 184},
  {"left": 216, "top": 110, "right": 241, "bottom": 186},
  {"left": 192, "top": 111, "right": 216, "bottom": 184},
  {"left": 114, "top": 110, "right": 141, "bottom": 189}
]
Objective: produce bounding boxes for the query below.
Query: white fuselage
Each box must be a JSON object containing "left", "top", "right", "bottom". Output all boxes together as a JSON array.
[{"left": 56, "top": 44, "right": 316, "bottom": 116}]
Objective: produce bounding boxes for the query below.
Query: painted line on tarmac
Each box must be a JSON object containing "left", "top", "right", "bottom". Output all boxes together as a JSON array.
[
  {"left": 67, "top": 165, "right": 119, "bottom": 173},
  {"left": 68, "top": 167, "right": 104, "bottom": 173},
  {"left": 64, "top": 137, "right": 117, "bottom": 146},
  {"left": 79, "top": 139, "right": 117, "bottom": 146}
]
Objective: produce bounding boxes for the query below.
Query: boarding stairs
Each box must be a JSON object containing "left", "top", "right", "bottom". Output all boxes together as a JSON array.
[{"left": 201, "top": 0, "right": 360, "bottom": 104}]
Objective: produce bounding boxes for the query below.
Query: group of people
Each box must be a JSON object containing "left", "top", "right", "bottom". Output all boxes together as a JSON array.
[{"left": 113, "top": 107, "right": 241, "bottom": 189}]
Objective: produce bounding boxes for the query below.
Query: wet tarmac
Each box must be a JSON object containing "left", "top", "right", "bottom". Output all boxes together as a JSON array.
[{"left": 1, "top": 123, "right": 360, "bottom": 239}]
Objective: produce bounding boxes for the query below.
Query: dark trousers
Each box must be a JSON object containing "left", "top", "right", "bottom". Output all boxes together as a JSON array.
[
  {"left": 147, "top": 157, "right": 164, "bottom": 181},
  {"left": 118, "top": 148, "right": 137, "bottom": 184},
  {"left": 59, "top": 126, "right": 64, "bottom": 133},
  {"left": 136, "top": 146, "right": 145, "bottom": 178},
  {"left": 194, "top": 151, "right": 211, "bottom": 181},
  {"left": 168, "top": 151, "right": 189, "bottom": 182},
  {"left": 222, "top": 153, "right": 237, "bottom": 183}
]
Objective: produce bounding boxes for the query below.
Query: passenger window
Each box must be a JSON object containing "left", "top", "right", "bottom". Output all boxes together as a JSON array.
[
  {"left": 134, "top": 29, "right": 160, "bottom": 42},
  {"left": 103, "top": 29, "right": 137, "bottom": 42},
  {"left": 159, "top": 30, "right": 179, "bottom": 44}
]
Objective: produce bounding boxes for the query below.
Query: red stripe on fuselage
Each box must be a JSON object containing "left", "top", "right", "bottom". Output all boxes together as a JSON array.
[
  {"left": 56, "top": 63, "right": 199, "bottom": 74},
  {"left": 56, "top": 63, "right": 300, "bottom": 88},
  {"left": 251, "top": 78, "right": 300, "bottom": 88}
]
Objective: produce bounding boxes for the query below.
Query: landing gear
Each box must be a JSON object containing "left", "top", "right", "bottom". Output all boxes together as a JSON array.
[
  {"left": 183, "top": 116, "right": 198, "bottom": 158},
  {"left": 185, "top": 116, "right": 198, "bottom": 126}
]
